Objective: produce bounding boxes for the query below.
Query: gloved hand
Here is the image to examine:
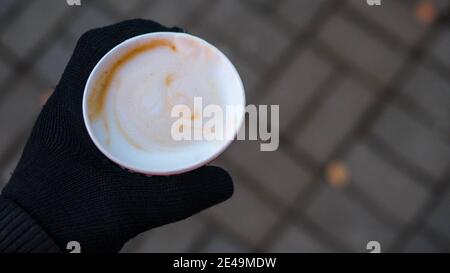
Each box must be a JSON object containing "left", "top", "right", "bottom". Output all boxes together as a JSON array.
[{"left": 0, "top": 19, "right": 233, "bottom": 253}]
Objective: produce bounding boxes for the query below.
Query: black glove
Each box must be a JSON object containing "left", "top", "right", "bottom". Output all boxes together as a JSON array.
[{"left": 0, "top": 19, "right": 233, "bottom": 253}]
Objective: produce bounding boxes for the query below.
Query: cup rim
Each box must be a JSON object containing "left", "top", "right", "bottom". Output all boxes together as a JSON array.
[{"left": 82, "top": 32, "right": 246, "bottom": 175}]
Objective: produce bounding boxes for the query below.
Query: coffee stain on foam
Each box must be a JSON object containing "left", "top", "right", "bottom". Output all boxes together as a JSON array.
[
  {"left": 89, "top": 39, "right": 177, "bottom": 121},
  {"left": 165, "top": 73, "right": 175, "bottom": 87},
  {"left": 88, "top": 39, "right": 177, "bottom": 148},
  {"left": 191, "top": 112, "right": 200, "bottom": 121}
]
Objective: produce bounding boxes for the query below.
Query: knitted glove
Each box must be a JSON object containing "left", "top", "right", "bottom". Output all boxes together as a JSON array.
[{"left": 0, "top": 19, "right": 233, "bottom": 253}]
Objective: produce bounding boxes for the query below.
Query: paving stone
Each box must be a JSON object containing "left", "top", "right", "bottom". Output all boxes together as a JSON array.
[
  {"left": 428, "top": 26, "right": 450, "bottom": 69},
  {"left": 66, "top": 5, "right": 113, "bottom": 41},
  {"left": 247, "top": 0, "right": 276, "bottom": 9},
  {"left": 278, "top": 0, "right": 329, "bottom": 29},
  {"left": 0, "top": 79, "right": 44, "bottom": 157},
  {"left": 200, "top": 232, "right": 251, "bottom": 253},
  {"left": 101, "top": 0, "right": 143, "bottom": 15},
  {"left": 402, "top": 233, "right": 439, "bottom": 253},
  {"left": 401, "top": 64, "right": 450, "bottom": 133},
  {"left": 203, "top": 160, "right": 279, "bottom": 246},
  {"left": 433, "top": 0, "right": 450, "bottom": 9},
  {"left": 142, "top": 0, "right": 204, "bottom": 28},
  {"left": 318, "top": 13, "right": 404, "bottom": 84},
  {"left": 0, "top": 0, "right": 449, "bottom": 254},
  {"left": 34, "top": 38, "right": 73, "bottom": 85},
  {"left": 346, "top": 142, "right": 428, "bottom": 223},
  {"left": 0, "top": 0, "right": 15, "bottom": 19},
  {"left": 0, "top": 0, "right": 67, "bottom": 58},
  {"left": 0, "top": 59, "right": 10, "bottom": 85},
  {"left": 269, "top": 224, "right": 331, "bottom": 252},
  {"left": 347, "top": 0, "right": 428, "bottom": 46},
  {"left": 206, "top": 0, "right": 291, "bottom": 67},
  {"left": 305, "top": 186, "right": 396, "bottom": 252},
  {"left": 121, "top": 216, "right": 204, "bottom": 252},
  {"left": 296, "top": 77, "right": 374, "bottom": 162},
  {"left": 426, "top": 188, "right": 450, "bottom": 240},
  {"left": 223, "top": 140, "right": 310, "bottom": 207},
  {"left": 371, "top": 104, "right": 450, "bottom": 180},
  {"left": 259, "top": 48, "right": 334, "bottom": 133},
  {"left": 409, "top": 0, "right": 450, "bottom": 10}
]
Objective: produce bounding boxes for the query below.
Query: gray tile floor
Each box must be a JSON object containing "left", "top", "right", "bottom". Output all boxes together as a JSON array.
[{"left": 0, "top": 0, "right": 449, "bottom": 253}]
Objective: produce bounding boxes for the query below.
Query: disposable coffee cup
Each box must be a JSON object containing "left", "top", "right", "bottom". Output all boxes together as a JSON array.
[{"left": 83, "top": 32, "right": 245, "bottom": 175}]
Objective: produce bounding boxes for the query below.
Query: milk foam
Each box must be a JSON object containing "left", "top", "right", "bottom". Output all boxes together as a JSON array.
[{"left": 85, "top": 33, "right": 245, "bottom": 173}]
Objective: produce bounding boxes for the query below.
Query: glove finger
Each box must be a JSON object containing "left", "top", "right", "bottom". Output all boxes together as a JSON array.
[{"left": 118, "top": 165, "right": 233, "bottom": 232}]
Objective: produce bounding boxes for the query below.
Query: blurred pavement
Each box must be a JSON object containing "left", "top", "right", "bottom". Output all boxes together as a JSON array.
[{"left": 0, "top": 0, "right": 449, "bottom": 252}]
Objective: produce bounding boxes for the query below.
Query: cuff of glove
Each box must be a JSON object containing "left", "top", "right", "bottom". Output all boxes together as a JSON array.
[{"left": 0, "top": 196, "right": 60, "bottom": 253}]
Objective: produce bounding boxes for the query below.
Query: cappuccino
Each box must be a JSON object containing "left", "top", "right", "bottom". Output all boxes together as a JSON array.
[{"left": 83, "top": 32, "right": 245, "bottom": 174}]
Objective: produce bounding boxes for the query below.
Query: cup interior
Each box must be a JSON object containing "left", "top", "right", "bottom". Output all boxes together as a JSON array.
[{"left": 83, "top": 32, "right": 245, "bottom": 175}]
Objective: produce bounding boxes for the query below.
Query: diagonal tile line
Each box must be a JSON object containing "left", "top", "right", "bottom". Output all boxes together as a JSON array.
[
  {"left": 0, "top": 6, "right": 86, "bottom": 185},
  {"left": 0, "top": 1, "right": 30, "bottom": 34},
  {"left": 390, "top": 171, "right": 450, "bottom": 252},
  {"left": 0, "top": 7, "right": 82, "bottom": 102},
  {"left": 144, "top": 0, "right": 288, "bottom": 253},
  {"left": 185, "top": 224, "right": 214, "bottom": 253},
  {"left": 366, "top": 132, "right": 440, "bottom": 190},
  {"left": 245, "top": 0, "right": 288, "bottom": 14},
  {"left": 312, "top": 38, "right": 383, "bottom": 91},
  {"left": 284, "top": 68, "right": 346, "bottom": 139},
  {"left": 298, "top": 20, "right": 442, "bottom": 185},
  {"left": 174, "top": 0, "right": 271, "bottom": 253},
  {"left": 314, "top": 34, "right": 447, "bottom": 149},
  {"left": 241, "top": 0, "right": 299, "bottom": 34},
  {"left": 0, "top": 43, "right": 49, "bottom": 99},
  {"left": 423, "top": 55, "right": 450, "bottom": 91},
  {"left": 240, "top": 0, "right": 297, "bottom": 33},
  {"left": 257, "top": 181, "right": 347, "bottom": 252},
  {"left": 260, "top": 1, "right": 447, "bottom": 252},
  {"left": 256, "top": 1, "right": 360, "bottom": 252},
  {"left": 0, "top": 0, "right": 447, "bottom": 253},
  {"left": 184, "top": 221, "right": 243, "bottom": 253},
  {"left": 341, "top": 2, "right": 450, "bottom": 139},
  {"left": 342, "top": 0, "right": 420, "bottom": 50},
  {"left": 394, "top": 6, "right": 450, "bottom": 95},
  {"left": 296, "top": 13, "right": 447, "bottom": 251},
  {"left": 90, "top": 0, "right": 156, "bottom": 22},
  {"left": 278, "top": 135, "right": 320, "bottom": 175},
  {"left": 392, "top": 84, "right": 450, "bottom": 140},
  {"left": 252, "top": 1, "right": 345, "bottom": 103},
  {"left": 86, "top": 0, "right": 273, "bottom": 254},
  {"left": 199, "top": 215, "right": 260, "bottom": 252},
  {"left": 193, "top": 21, "right": 270, "bottom": 70},
  {"left": 208, "top": 3, "right": 450, "bottom": 251},
  {"left": 284, "top": 202, "right": 354, "bottom": 252},
  {"left": 323, "top": 28, "right": 444, "bottom": 189},
  {"left": 219, "top": 156, "right": 288, "bottom": 211},
  {"left": 181, "top": 0, "right": 220, "bottom": 29}
]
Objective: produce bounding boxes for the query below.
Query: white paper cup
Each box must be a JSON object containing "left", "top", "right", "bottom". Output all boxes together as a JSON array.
[{"left": 82, "top": 32, "right": 245, "bottom": 175}]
